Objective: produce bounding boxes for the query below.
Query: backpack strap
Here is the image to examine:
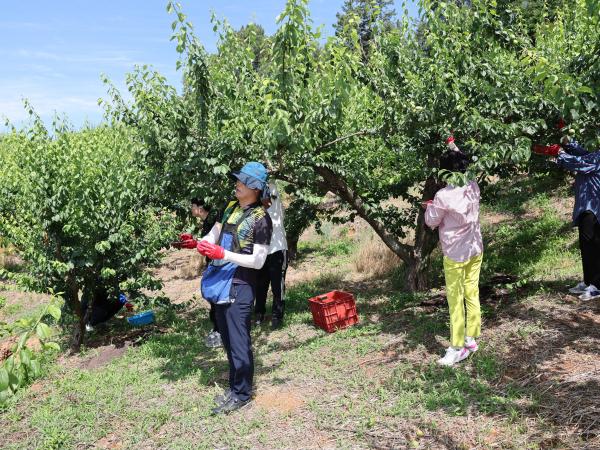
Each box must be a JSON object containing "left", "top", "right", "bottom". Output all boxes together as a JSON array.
[{"left": 220, "top": 200, "right": 239, "bottom": 225}]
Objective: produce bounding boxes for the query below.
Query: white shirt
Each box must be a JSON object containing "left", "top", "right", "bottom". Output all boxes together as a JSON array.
[{"left": 267, "top": 182, "right": 288, "bottom": 253}]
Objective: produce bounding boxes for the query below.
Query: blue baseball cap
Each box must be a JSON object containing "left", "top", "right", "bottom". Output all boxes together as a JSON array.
[{"left": 230, "top": 162, "right": 268, "bottom": 190}]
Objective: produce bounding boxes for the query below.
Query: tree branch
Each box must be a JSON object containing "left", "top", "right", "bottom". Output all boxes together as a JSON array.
[
  {"left": 313, "top": 164, "right": 413, "bottom": 264},
  {"left": 316, "top": 128, "right": 379, "bottom": 152}
]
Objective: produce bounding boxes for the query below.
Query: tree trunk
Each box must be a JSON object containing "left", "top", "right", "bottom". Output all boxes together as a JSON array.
[
  {"left": 406, "top": 174, "right": 444, "bottom": 292},
  {"left": 54, "top": 240, "right": 86, "bottom": 352},
  {"left": 64, "top": 274, "right": 84, "bottom": 353},
  {"left": 406, "top": 257, "right": 430, "bottom": 292},
  {"left": 287, "top": 236, "right": 300, "bottom": 261}
]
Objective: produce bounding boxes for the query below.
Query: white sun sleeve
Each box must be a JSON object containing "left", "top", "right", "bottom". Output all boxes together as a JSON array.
[
  {"left": 223, "top": 244, "right": 269, "bottom": 269},
  {"left": 201, "top": 222, "right": 222, "bottom": 244}
]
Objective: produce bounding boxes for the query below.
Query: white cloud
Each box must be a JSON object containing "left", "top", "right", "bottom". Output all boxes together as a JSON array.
[
  {"left": 0, "top": 95, "right": 101, "bottom": 123},
  {"left": 8, "top": 49, "right": 140, "bottom": 66}
]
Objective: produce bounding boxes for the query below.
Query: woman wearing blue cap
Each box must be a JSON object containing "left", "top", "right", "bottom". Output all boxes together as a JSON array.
[{"left": 188, "top": 161, "right": 272, "bottom": 414}]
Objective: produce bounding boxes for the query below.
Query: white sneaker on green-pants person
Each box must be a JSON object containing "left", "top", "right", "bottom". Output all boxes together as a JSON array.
[{"left": 437, "top": 346, "right": 470, "bottom": 366}]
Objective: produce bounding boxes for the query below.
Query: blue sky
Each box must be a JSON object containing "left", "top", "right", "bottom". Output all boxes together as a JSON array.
[{"left": 1, "top": 1, "right": 417, "bottom": 129}]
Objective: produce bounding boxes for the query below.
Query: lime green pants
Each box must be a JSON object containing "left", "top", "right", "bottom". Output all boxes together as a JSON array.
[{"left": 443, "top": 253, "right": 483, "bottom": 347}]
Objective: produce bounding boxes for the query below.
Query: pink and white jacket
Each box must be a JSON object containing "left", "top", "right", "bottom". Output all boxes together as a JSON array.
[{"left": 424, "top": 181, "right": 483, "bottom": 263}]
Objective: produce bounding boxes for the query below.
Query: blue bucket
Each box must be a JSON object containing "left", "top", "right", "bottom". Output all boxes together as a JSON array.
[{"left": 127, "top": 310, "right": 155, "bottom": 326}]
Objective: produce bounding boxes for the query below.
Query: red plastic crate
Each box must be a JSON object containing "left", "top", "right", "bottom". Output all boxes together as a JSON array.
[{"left": 308, "top": 290, "right": 359, "bottom": 333}]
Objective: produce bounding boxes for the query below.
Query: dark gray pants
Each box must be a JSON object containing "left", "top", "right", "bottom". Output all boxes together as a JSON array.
[
  {"left": 255, "top": 250, "right": 288, "bottom": 319},
  {"left": 579, "top": 211, "right": 600, "bottom": 288},
  {"left": 215, "top": 283, "right": 255, "bottom": 402}
]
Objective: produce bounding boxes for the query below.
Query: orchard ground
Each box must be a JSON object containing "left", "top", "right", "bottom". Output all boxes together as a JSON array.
[{"left": 1, "top": 175, "right": 599, "bottom": 449}]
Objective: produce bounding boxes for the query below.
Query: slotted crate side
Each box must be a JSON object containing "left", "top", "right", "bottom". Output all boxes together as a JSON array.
[{"left": 308, "top": 290, "right": 359, "bottom": 333}]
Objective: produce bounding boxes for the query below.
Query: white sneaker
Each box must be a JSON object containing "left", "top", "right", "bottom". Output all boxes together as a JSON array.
[
  {"left": 465, "top": 337, "right": 478, "bottom": 353},
  {"left": 579, "top": 285, "right": 600, "bottom": 301},
  {"left": 569, "top": 282, "right": 588, "bottom": 294},
  {"left": 437, "top": 347, "right": 470, "bottom": 367}
]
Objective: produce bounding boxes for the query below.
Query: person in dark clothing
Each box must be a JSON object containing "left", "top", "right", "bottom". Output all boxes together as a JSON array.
[
  {"left": 191, "top": 198, "right": 218, "bottom": 238},
  {"left": 82, "top": 285, "right": 132, "bottom": 332},
  {"left": 532, "top": 136, "right": 600, "bottom": 300},
  {"left": 254, "top": 182, "right": 288, "bottom": 329},
  {"left": 190, "top": 199, "right": 222, "bottom": 347}
]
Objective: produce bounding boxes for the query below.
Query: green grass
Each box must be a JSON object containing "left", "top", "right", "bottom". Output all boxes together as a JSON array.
[
  {"left": 297, "top": 236, "right": 357, "bottom": 262},
  {"left": 2, "top": 302, "right": 22, "bottom": 316}
]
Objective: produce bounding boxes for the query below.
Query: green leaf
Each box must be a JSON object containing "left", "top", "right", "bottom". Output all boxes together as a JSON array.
[
  {"left": 0, "top": 389, "right": 11, "bottom": 406},
  {"left": 18, "top": 332, "right": 28, "bottom": 349},
  {"left": 20, "top": 349, "right": 32, "bottom": 368},
  {"left": 569, "top": 108, "right": 580, "bottom": 121},
  {"left": 0, "top": 367, "right": 9, "bottom": 391},
  {"left": 8, "top": 371, "right": 20, "bottom": 392},
  {"left": 36, "top": 323, "right": 52, "bottom": 341},
  {"left": 30, "top": 360, "right": 41, "bottom": 377},
  {"left": 576, "top": 86, "right": 593, "bottom": 94},
  {"left": 43, "top": 342, "right": 60, "bottom": 352},
  {"left": 47, "top": 304, "right": 61, "bottom": 321}
]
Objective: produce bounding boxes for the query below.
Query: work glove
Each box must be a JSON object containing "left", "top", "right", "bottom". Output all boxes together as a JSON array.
[
  {"left": 197, "top": 241, "right": 225, "bottom": 260},
  {"left": 532, "top": 144, "right": 561, "bottom": 157},
  {"left": 124, "top": 302, "right": 134, "bottom": 312},
  {"left": 179, "top": 233, "right": 193, "bottom": 241},
  {"left": 181, "top": 238, "right": 198, "bottom": 249},
  {"left": 446, "top": 135, "right": 459, "bottom": 152}
]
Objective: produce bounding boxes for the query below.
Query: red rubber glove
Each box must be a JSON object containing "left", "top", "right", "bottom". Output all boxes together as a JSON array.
[
  {"left": 197, "top": 241, "right": 225, "bottom": 260},
  {"left": 124, "top": 302, "right": 134, "bottom": 312},
  {"left": 421, "top": 200, "right": 433, "bottom": 209},
  {"left": 179, "top": 233, "right": 193, "bottom": 241},
  {"left": 532, "top": 144, "right": 561, "bottom": 156},
  {"left": 556, "top": 118, "right": 566, "bottom": 130},
  {"left": 446, "top": 135, "right": 459, "bottom": 152},
  {"left": 181, "top": 238, "right": 198, "bottom": 249}
]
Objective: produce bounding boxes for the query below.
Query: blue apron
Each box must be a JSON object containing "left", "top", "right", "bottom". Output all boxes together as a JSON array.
[{"left": 201, "top": 204, "right": 253, "bottom": 304}]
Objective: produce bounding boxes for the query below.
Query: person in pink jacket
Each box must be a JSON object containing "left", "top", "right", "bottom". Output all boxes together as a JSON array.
[{"left": 424, "top": 137, "right": 484, "bottom": 366}]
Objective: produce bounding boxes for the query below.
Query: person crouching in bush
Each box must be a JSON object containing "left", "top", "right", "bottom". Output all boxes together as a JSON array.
[
  {"left": 82, "top": 285, "right": 133, "bottom": 332},
  {"left": 532, "top": 133, "right": 600, "bottom": 301},
  {"left": 424, "top": 137, "right": 483, "bottom": 367}
]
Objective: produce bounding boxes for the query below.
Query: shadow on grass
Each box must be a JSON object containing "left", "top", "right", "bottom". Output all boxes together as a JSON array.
[
  {"left": 482, "top": 213, "right": 575, "bottom": 280},
  {"left": 481, "top": 172, "right": 569, "bottom": 216},
  {"left": 382, "top": 281, "right": 600, "bottom": 443}
]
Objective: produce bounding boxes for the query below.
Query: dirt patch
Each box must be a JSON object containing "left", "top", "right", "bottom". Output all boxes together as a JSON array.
[
  {"left": 541, "top": 350, "right": 600, "bottom": 384},
  {"left": 254, "top": 387, "right": 305, "bottom": 414},
  {"left": 0, "top": 336, "right": 42, "bottom": 361},
  {"left": 95, "top": 434, "right": 124, "bottom": 449},
  {"left": 0, "top": 287, "right": 52, "bottom": 322},
  {"left": 0, "top": 336, "right": 17, "bottom": 361},
  {"left": 151, "top": 250, "right": 205, "bottom": 305},
  {"left": 482, "top": 211, "right": 513, "bottom": 226},
  {"left": 74, "top": 344, "right": 130, "bottom": 370},
  {"left": 25, "top": 336, "right": 42, "bottom": 352}
]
